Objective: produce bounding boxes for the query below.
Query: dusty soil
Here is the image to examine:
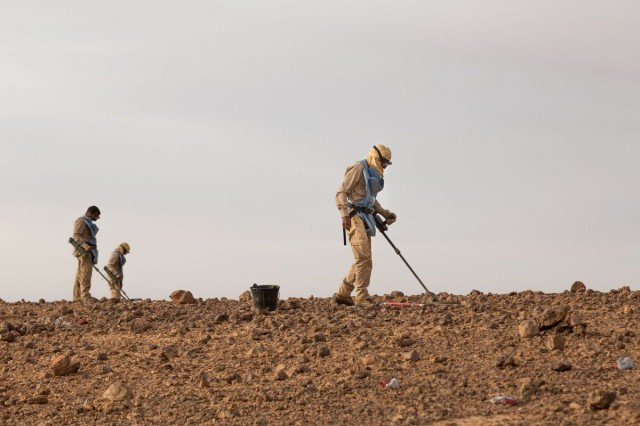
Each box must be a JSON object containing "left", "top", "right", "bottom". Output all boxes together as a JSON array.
[{"left": 1, "top": 287, "right": 639, "bottom": 425}]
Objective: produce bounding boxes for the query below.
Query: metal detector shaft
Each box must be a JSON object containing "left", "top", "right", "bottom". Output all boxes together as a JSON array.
[
  {"left": 373, "top": 216, "right": 438, "bottom": 301},
  {"left": 103, "top": 267, "right": 131, "bottom": 300}
]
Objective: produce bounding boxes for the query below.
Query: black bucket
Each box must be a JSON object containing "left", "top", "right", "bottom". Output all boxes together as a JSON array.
[{"left": 250, "top": 284, "right": 280, "bottom": 311}]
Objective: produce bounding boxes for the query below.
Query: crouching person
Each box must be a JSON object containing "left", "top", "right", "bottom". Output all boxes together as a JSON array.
[{"left": 106, "top": 242, "right": 130, "bottom": 300}]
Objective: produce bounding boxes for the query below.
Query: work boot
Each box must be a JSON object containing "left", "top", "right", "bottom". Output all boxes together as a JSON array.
[
  {"left": 354, "top": 298, "right": 376, "bottom": 308},
  {"left": 332, "top": 293, "right": 354, "bottom": 306},
  {"left": 81, "top": 296, "right": 98, "bottom": 304}
]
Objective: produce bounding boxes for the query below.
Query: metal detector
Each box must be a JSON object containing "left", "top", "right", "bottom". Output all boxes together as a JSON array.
[{"left": 373, "top": 215, "right": 458, "bottom": 305}]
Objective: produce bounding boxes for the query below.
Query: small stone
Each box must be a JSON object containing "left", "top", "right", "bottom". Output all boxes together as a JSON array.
[
  {"left": 170, "top": 290, "right": 186, "bottom": 303},
  {"left": 567, "top": 313, "right": 584, "bottom": 327},
  {"left": 198, "top": 372, "right": 211, "bottom": 388},
  {"left": 27, "top": 396, "right": 48, "bottom": 404},
  {"left": 397, "top": 338, "right": 414, "bottom": 347},
  {"left": 495, "top": 355, "right": 517, "bottom": 369},
  {"left": 551, "top": 362, "right": 572, "bottom": 372},
  {"left": 274, "top": 365, "right": 288, "bottom": 381},
  {"left": 362, "top": 354, "right": 379, "bottom": 366},
  {"left": 50, "top": 355, "right": 74, "bottom": 376},
  {"left": 214, "top": 314, "right": 228, "bottom": 323},
  {"left": 225, "top": 372, "right": 241, "bottom": 384},
  {"left": 519, "top": 378, "right": 540, "bottom": 402},
  {"left": 130, "top": 318, "right": 152, "bottom": 334},
  {"left": 96, "top": 353, "right": 108, "bottom": 361},
  {"left": 82, "top": 399, "right": 94, "bottom": 411},
  {"left": 354, "top": 370, "right": 370, "bottom": 379},
  {"left": 545, "top": 335, "right": 566, "bottom": 351},
  {"left": 160, "top": 346, "right": 179, "bottom": 361},
  {"left": 313, "top": 333, "right": 327, "bottom": 342},
  {"left": 539, "top": 306, "right": 569, "bottom": 329},
  {"left": 431, "top": 356, "right": 448, "bottom": 364},
  {"left": 239, "top": 291, "right": 252, "bottom": 303},
  {"left": 102, "top": 382, "right": 134, "bottom": 402},
  {"left": 317, "top": 346, "right": 331, "bottom": 358},
  {"left": 518, "top": 320, "right": 539, "bottom": 338},
  {"left": 170, "top": 290, "right": 196, "bottom": 304},
  {"left": 247, "top": 345, "right": 266, "bottom": 357},
  {"left": 588, "top": 390, "right": 616, "bottom": 411},
  {"left": 179, "top": 291, "right": 196, "bottom": 304},
  {"left": 570, "top": 281, "right": 586, "bottom": 293},
  {"left": 403, "top": 351, "right": 420, "bottom": 362}
]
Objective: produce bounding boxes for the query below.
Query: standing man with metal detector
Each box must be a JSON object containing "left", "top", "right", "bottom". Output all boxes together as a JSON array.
[
  {"left": 70, "top": 206, "right": 101, "bottom": 303},
  {"left": 333, "top": 145, "right": 397, "bottom": 307},
  {"left": 104, "top": 242, "right": 131, "bottom": 301}
]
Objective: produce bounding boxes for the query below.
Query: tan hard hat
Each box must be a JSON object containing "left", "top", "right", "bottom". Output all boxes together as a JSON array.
[{"left": 119, "top": 242, "right": 131, "bottom": 254}]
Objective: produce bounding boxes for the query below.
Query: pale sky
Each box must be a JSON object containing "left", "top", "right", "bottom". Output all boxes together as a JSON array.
[{"left": 1, "top": 1, "right": 638, "bottom": 302}]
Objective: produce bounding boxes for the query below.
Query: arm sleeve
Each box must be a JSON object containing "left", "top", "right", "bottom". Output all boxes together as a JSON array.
[
  {"left": 106, "top": 253, "right": 121, "bottom": 277},
  {"left": 335, "top": 164, "right": 362, "bottom": 218},
  {"left": 72, "top": 219, "right": 91, "bottom": 251}
]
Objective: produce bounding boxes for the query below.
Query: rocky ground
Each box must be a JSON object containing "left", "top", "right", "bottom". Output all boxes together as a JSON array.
[{"left": 1, "top": 285, "right": 639, "bottom": 425}]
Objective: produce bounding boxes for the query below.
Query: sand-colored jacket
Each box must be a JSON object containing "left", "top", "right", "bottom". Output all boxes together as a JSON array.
[
  {"left": 335, "top": 161, "right": 384, "bottom": 218},
  {"left": 72, "top": 216, "right": 94, "bottom": 257},
  {"left": 106, "top": 252, "right": 124, "bottom": 282}
]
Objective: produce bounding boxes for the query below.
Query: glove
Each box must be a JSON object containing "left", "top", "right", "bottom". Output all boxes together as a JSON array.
[{"left": 382, "top": 210, "right": 397, "bottom": 225}]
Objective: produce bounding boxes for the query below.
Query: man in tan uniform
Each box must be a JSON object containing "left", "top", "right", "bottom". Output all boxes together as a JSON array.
[
  {"left": 334, "top": 145, "right": 397, "bottom": 307},
  {"left": 105, "top": 242, "right": 130, "bottom": 300},
  {"left": 71, "top": 206, "right": 101, "bottom": 302}
]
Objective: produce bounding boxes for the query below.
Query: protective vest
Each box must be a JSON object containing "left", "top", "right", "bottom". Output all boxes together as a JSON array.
[
  {"left": 354, "top": 159, "right": 384, "bottom": 236},
  {"left": 113, "top": 251, "right": 126, "bottom": 267},
  {"left": 84, "top": 217, "right": 99, "bottom": 265}
]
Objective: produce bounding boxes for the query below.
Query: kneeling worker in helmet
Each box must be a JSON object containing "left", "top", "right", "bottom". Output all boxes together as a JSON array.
[
  {"left": 334, "top": 145, "right": 397, "bottom": 307},
  {"left": 106, "top": 242, "right": 130, "bottom": 300}
]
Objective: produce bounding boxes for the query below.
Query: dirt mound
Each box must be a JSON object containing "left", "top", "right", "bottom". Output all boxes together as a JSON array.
[{"left": 1, "top": 288, "right": 639, "bottom": 425}]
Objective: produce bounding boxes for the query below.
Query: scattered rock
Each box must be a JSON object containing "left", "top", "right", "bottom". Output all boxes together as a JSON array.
[
  {"left": 49, "top": 354, "right": 79, "bottom": 376},
  {"left": 130, "top": 318, "right": 152, "bottom": 333},
  {"left": 539, "top": 306, "right": 569, "bottom": 330},
  {"left": 313, "top": 333, "right": 327, "bottom": 342},
  {"left": 96, "top": 352, "right": 108, "bottom": 361},
  {"left": 239, "top": 291, "right": 252, "bottom": 303},
  {"left": 571, "top": 281, "right": 586, "bottom": 293},
  {"left": 567, "top": 312, "right": 584, "bottom": 327},
  {"left": 545, "top": 335, "right": 566, "bottom": 351},
  {"left": 518, "top": 319, "right": 539, "bottom": 338},
  {"left": 317, "top": 346, "right": 331, "bottom": 358},
  {"left": 588, "top": 390, "right": 616, "bottom": 411},
  {"left": 27, "top": 396, "right": 48, "bottom": 404},
  {"left": 495, "top": 355, "right": 517, "bottom": 369},
  {"left": 362, "top": 354, "right": 379, "bottom": 366},
  {"left": 274, "top": 365, "right": 288, "bottom": 381},
  {"left": 82, "top": 399, "right": 94, "bottom": 411},
  {"left": 403, "top": 351, "right": 420, "bottom": 362},
  {"left": 198, "top": 372, "right": 210, "bottom": 388},
  {"left": 103, "top": 382, "right": 134, "bottom": 402},
  {"left": 551, "top": 362, "right": 572, "bottom": 372},
  {"left": 519, "top": 378, "right": 541, "bottom": 402},
  {"left": 354, "top": 370, "right": 370, "bottom": 379},
  {"left": 214, "top": 314, "right": 229, "bottom": 323},
  {"left": 160, "top": 346, "right": 179, "bottom": 361},
  {"left": 170, "top": 290, "right": 196, "bottom": 304}
]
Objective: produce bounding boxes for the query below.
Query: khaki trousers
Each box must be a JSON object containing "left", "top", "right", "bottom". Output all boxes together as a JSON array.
[
  {"left": 73, "top": 255, "right": 93, "bottom": 300},
  {"left": 338, "top": 215, "right": 373, "bottom": 302},
  {"left": 109, "top": 279, "right": 122, "bottom": 300}
]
